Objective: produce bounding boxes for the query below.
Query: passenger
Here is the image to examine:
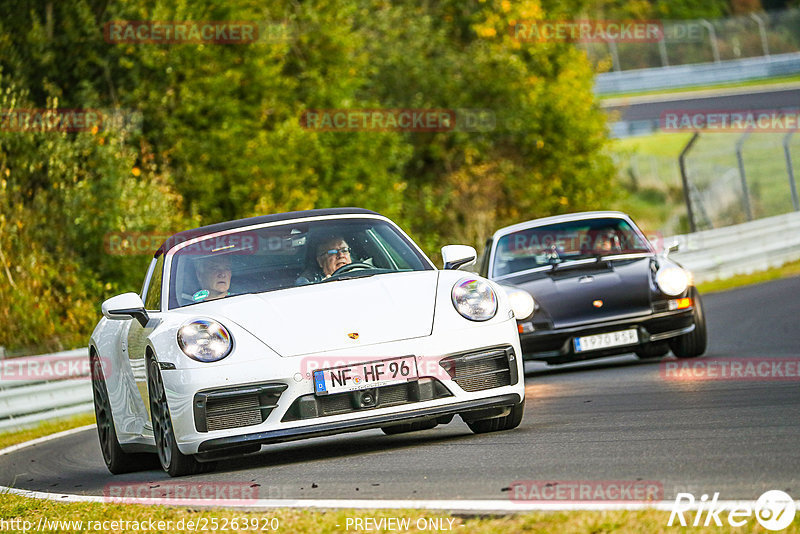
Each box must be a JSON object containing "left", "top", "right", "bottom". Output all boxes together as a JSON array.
[{"left": 193, "top": 255, "right": 231, "bottom": 301}]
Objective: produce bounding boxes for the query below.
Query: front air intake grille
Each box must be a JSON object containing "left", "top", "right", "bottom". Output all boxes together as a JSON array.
[
  {"left": 282, "top": 379, "right": 451, "bottom": 422},
  {"left": 206, "top": 395, "right": 262, "bottom": 431},
  {"left": 194, "top": 383, "right": 288, "bottom": 432},
  {"left": 439, "top": 346, "right": 518, "bottom": 392}
]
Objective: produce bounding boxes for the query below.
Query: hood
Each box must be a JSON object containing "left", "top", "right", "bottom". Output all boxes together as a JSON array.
[
  {"left": 216, "top": 270, "right": 439, "bottom": 357},
  {"left": 509, "top": 257, "right": 654, "bottom": 328}
]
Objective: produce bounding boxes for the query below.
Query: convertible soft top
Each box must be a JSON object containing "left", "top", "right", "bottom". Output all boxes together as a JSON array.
[{"left": 154, "top": 207, "right": 381, "bottom": 257}]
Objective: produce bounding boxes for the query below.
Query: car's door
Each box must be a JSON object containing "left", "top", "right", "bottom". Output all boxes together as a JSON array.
[{"left": 127, "top": 254, "right": 164, "bottom": 427}]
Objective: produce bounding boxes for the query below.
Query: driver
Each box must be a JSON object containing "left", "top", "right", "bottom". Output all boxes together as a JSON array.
[{"left": 316, "top": 236, "right": 352, "bottom": 278}]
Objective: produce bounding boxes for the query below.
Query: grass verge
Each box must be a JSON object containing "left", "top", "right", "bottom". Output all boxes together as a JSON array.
[
  {"left": 2, "top": 494, "right": 798, "bottom": 533},
  {"left": 0, "top": 412, "right": 95, "bottom": 451},
  {"left": 696, "top": 258, "right": 800, "bottom": 294}
]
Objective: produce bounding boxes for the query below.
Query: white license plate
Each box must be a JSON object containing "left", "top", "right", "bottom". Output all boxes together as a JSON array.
[
  {"left": 573, "top": 329, "right": 639, "bottom": 353},
  {"left": 313, "top": 356, "right": 418, "bottom": 396}
]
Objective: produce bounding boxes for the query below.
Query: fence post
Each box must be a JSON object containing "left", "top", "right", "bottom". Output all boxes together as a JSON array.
[
  {"left": 607, "top": 39, "right": 621, "bottom": 72},
  {"left": 785, "top": 130, "right": 800, "bottom": 212},
  {"left": 700, "top": 19, "right": 721, "bottom": 63},
  {"left": 658, "top": 38, "right": 669, "bottom": 67},
  {"left": 679, "top": 132, "right": 700, "bottom": 233},
  {"left": 735, "top": 130, "right": 754, "bottom": 221},
  {"left": 749, "top": 13, "right": 770, "bottom": 58}
]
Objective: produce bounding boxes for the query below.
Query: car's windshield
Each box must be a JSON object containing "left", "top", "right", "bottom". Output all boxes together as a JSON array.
[
  {"left": 492, "top": 217, "right": 651, "bottom": 277},
  {"left": 167, "top": 218, "right": 432, "bottom": 309}
]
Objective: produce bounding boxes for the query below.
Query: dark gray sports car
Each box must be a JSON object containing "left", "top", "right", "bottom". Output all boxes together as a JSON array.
[{"left": 478, "top": 212, "right": 707, "bottom": 364}]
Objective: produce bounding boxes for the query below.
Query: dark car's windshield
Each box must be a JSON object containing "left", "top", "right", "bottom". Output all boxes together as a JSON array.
[
  {"left": 167, "top": 218, "right": 432, "bottom": 309},
  {"left": 492, "top": 217, "right": 651, "bottom": 277}
]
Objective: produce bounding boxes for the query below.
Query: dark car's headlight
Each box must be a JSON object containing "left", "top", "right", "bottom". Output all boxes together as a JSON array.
[
  {"left": 177, "top": 319, "right": 233, "bottom": 362},
  {"left": 656, "top": 267, "right": 690, "bottom": 296},
  {"left": 505, "top": 287, "right": 535, "bottom": 320},
  {"left": 452, "top": 277, "right": 498, "bottom": 321}
]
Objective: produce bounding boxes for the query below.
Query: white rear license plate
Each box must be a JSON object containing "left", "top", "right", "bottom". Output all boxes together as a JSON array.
[
  {"left": 313, "top": 356, "right": 418, "bottom": 396},
  {"left": 573, "top": 329, "right": 639, "bottom": 353}
]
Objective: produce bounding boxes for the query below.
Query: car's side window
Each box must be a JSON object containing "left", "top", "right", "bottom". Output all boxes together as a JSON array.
[{"left": 144, "top": 255, "right": 164, "bottom": 311}]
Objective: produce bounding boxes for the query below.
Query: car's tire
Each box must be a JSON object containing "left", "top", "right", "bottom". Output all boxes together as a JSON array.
[
  {"left": 147, "top": 357, "right": 216, "bottom": 477},
  {"left": 465, "top": 400, "right": 525, "bottom": 434},
  {"left": 635, "top": 342, "right": 670, "bottom": 359},
  {"left": 90, "top": 353, "right": 158, "bottom": 474},
  {"left": 669, "top": 287, "right": 708, "bottom": 359},
  {"left": 380, "top": 419, "right": 438, "bottom": 435}
]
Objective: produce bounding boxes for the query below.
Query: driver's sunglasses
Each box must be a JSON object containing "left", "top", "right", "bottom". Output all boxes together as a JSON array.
[{"left": 318, "top": 246, "right": 351, "bottom": 258}]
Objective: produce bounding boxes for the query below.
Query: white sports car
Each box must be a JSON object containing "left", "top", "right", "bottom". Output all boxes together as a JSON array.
[{"left": 90, "top": 208, "right": 526, "bottom": 476}]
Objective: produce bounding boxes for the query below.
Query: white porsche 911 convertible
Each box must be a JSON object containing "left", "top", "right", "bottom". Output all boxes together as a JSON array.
[{"left": 90, "top": 208, "right": 526, "bottom": 476}]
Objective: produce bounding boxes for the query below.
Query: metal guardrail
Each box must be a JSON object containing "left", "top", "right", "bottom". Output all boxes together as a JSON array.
[
  {"left": 0, "top": 348, "right": 92, "bottom": 432},
  {"left": 668, "top": 211, "right": 800, "bottom": 283},
  {"left": 595, "top": 51, "right": 800, "bottom": 95},
  {"left": 2, "top": 213, "right": 799, "bottom": 431}
]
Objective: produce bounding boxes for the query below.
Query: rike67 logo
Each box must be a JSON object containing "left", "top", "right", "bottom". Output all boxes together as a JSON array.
[{"left": 669, "top": 490, "right": 797, "bottom": 530}]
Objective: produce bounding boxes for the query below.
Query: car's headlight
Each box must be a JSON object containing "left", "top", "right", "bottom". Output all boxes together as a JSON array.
[
  {"left": 452, "top": 277, "right": 498, "bottom": 321},
  {"left": 656, "top": 267, "right": 690, "bottom": 296},
  {"left": 177, "top": 319, "right": 233, "bottom": 362},
  {"left": 505, "top": 287, "right": 535, "bottom": 320}
]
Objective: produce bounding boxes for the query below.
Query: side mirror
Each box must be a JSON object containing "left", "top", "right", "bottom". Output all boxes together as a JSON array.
[
  {"left": 441, "top": 245, "right": 477, "bottom": 270},
  {"left": 663, "top": 240, "right": 680, "bottom": 257},
  {"left": 102, "top": 292, "right": 149, "bottom": 327}
]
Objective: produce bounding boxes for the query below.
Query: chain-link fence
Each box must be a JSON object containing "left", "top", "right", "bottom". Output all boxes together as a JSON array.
[
  {"left": 615, "top": 132, "right": 800, "bottom": 234},
  {"left": 585, "top": 8, "right": 800, "bottom": 72}
]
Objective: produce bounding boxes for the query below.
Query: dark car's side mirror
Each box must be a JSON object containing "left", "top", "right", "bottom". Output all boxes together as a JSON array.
[
  {"left": 441, "top": 245, "right": 477, "bottom": 270},
  {"left": 102, "top": 292, "right": 149, "bottom": 327},
  {"left": 663, "top": 240, "right": 680, "bottom": 258}
]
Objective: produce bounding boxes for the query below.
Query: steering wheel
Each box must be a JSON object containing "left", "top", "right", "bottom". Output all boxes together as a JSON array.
[{"left": 329, "top": 262, "right": 374, "bottom": 277}]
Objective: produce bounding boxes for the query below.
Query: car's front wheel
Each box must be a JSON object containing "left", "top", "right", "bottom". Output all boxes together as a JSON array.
[
  {"left": 669, "top": 287, "right": 708, "bottom": 359},
  {"left": 91, "top": 352, "right": 157, "bottom": 474},
  {"left": 465, "top": 400, "right": 525, "bottom": 434},
  {"left": 147, "top": 357, "right": 216, "bottom": 477}
]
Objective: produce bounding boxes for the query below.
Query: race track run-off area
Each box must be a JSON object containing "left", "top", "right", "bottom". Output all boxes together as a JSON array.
[{"left": 1, "top": 277, "right": 799, "bottom": 510}]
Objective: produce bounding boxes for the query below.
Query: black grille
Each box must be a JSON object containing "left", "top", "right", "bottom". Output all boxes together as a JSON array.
[
  {"left": 439, "top": 346, "right": 517, "bottom": 392},
  {"left": 318, "top": 392, "right": 353, "bottom": 416},
  {"left": 194, "top": 383, "right": 287, "bottom": 432},
  {"left": 282, "top": 379, "right": 451, "bottom": 422}
]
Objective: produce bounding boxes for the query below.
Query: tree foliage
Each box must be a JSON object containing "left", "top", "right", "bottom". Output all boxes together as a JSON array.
[{"left": 1, "top": 0, "right": 618, "bottom": 352}]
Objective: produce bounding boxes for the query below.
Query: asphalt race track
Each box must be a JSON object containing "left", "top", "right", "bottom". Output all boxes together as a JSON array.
[
  {"left": 602, "top": 85, "right": 800, "bottom": 124},
  {"left": 2, "top": 277, "right": 799, "bottom": 502}
]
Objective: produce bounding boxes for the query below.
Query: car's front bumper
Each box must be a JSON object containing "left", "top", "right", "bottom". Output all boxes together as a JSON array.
[
  {"left": 196, "top": 392, "right": 521, "bottom": 454},
  {"left": 159, "top": 318, "right": 524, "bottom": 455},
  {"left": 519, "top": 308, "right": 695, "bottom": 363}
]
